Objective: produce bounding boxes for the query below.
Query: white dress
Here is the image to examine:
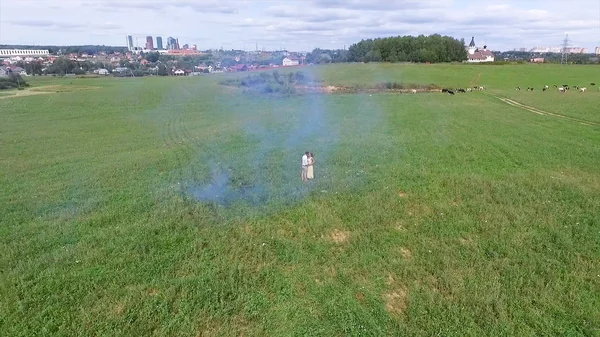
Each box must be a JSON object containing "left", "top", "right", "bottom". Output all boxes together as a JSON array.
[{"left": 307, "top": 158, "right": 314, "bottom": 179}]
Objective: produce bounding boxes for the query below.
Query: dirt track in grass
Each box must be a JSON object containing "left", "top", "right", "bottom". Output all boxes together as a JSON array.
[{"left": 487, "top": 93, "right": 600, "bottom": 127}]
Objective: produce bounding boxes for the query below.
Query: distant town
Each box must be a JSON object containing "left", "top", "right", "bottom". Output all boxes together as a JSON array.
[{"left": 1, "top": 34, "right": 599, "bottom": 78}]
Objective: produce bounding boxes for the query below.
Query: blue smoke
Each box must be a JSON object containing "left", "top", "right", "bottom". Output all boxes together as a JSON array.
[{"left": 188, "top": 71, "right": 338, "bottom": 209}]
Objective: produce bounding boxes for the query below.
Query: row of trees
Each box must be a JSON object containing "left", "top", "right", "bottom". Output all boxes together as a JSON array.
[
  {"left": 495, "top": 51, "right": 599, "bottom": 64},
  {"left": 347, "top": 34, "right": 468, "bottom": 63}
]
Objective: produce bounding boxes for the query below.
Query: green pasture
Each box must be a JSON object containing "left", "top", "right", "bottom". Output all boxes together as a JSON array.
[{"left": 1, "top": 63, "right": 599, "bottom": 336}]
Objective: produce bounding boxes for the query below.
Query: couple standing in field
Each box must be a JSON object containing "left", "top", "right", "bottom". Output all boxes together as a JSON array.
[{"left": 301, "top": 151, "right": 315, "bottom": 182}]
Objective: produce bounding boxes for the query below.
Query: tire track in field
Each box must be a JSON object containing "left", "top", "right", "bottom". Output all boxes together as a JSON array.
[
  {"left": 162, "top": 82, "right": 206, "bottom": 203},
  {"left": 159, "top": 87, "right": 195, "bottom": 203},
  {"left": 486, "top": 93, "right": 599, "bottom": 127}
]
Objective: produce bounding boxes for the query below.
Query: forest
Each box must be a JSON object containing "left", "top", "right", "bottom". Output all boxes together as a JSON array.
[{"left": 347, "top": 34, "right": 468, "bottom": 63}]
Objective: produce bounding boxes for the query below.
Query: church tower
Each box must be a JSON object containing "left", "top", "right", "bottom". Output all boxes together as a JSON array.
[{"left": 468, "top": 36, "right": 477, "bottom": 55}]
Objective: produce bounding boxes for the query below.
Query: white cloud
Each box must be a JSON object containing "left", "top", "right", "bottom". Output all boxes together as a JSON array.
[{"left": 0, "top": 0, "right": 598, "bottom": 51}]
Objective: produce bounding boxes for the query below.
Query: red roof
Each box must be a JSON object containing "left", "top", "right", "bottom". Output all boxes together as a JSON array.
[{"left": 468, "top": 50, "right": 494, "bottom": 60}]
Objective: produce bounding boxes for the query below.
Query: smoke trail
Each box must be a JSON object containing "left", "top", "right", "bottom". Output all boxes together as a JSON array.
[{"left": 188, "top": 70, "right": 340, "bottom": 209}]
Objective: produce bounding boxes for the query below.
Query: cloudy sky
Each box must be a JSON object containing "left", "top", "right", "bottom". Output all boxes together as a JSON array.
[{"left": 1, "top": 0, "right": 599, "bottom": 51}]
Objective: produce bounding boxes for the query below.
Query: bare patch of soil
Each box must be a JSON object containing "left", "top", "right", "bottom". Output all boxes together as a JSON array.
[
  {"left": 113, "top": 303, "right": 125, "bottom": 315},
  {"left": 383, "top": 288, "right": 408, "bottom": 317},
  {"left": 330, "top": 229, "right": 350, "bottom": 243},
  {"left": 400, "top": 247, "right": 413, "bottom": 259}
]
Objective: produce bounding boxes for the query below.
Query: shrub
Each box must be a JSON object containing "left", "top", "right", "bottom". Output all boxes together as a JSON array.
[{"left": 0, "top": 74, "right": 28, "bottom": 90}]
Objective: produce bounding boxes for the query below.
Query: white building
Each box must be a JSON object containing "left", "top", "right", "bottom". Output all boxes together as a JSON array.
[
  {"left": 282, "top": 56, "right": 300, "bottom": 66},
  {"left": 530, "top": 47, "right": 562, "bottom": 53},
  {"left": 0, "top": 49, "right": 50, "bottom": 57},
  {"left": 465, "top": 37, "right": 495, "bottom": 63}
]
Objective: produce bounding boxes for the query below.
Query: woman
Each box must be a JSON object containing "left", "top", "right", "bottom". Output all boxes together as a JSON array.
[{"left": 307, "top": 152, "right": 315, "bottom": 180}]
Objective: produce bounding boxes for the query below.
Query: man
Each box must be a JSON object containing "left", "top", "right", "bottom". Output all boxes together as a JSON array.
[{"left": 301, "top": 151, "right": 309, "bottom": 181}]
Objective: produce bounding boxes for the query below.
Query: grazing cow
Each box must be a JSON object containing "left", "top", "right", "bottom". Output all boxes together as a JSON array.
[
  {"left": 457, "top": 88, "right": 466, "bottom": 93},
  {"left": 516, "top": 86, "right": 521, "bottom": 91},
  {"left": 466, "top": 88, "right": 472, "bottom": 92},
  {"left": 544, "top": 85, "right": 549, "bottom": 90},
  {"left": 441, "top": 88, "right": 449, "bottom": 93},
  {"left": 411, "top": 89, "right": 417, "bottom": 94},
  {"left": 591, "top": 82, "right": 596, "bottom": 86},
  {"left": 542, "top": 87, "right": 547, "bottom": 91},
  {"left": 526, "top": 87, "right": 534, "bottom": 91},
  {"left": 478, "top": 86, "right": 485, "bottom": 91},
  {"left": 558, "top": 87, "right": 565, "bottom": 93},
  {"left": 553, "top": 84, "right": 558, "bottom": 88},
  {"left": 580, "top": 87, "right": 587, "bottom": 93},
  {"left": 447, "top": 90, "right": 455, "bottom": 95},
  {"left": 562, "top": 84, "right": 568, "bottom": 87},
  {"left": 574, "top": 85, "right": 579, "bottom": 90}
]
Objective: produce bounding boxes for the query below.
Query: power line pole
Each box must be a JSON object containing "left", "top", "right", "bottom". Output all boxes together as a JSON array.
[{"left": 561, "top": 34, "right": 570, "bottom": 64}]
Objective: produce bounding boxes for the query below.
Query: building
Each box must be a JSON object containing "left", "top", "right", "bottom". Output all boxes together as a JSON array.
[
  {"left": 596, "top": 47, "right": 600, "bottom": 55},
  {"left": 146, "top": 36, "right": 154, "bottom": 50},
  {"left": 174, "top": 69, "right": 185, "bottom": 76},
  {"left": 530, "top": 57, "right": 545, "bottom": 63},
  {"left": 156, "top": 37, "right": 163, "bottom": 50},
  {"left": 530, "top": 47, "right": 562, "bottom": 53},
  {"left": 564, "top": 47, "right": 587, "bottom": 54},
  {"left": 0, "top": 49, "right": 50, "bottom": 57},
  {"left": 465, "top": 37, "right": 495, "bottom": 63},
  {"left": 126, "top": 35, "right": 134, "bottom": 51},
  {"left": 282, "top": 56, "right": 300, "bottom": 66},
  {"left": 166, "top": 49, "right": 205, "bottom": 56},
  {"left": 166, "top": 37, "right": 179, "bottom": 50}
]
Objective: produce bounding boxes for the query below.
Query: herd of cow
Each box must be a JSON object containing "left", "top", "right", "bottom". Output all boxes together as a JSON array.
[
  {"left": 411, "top": 82, "right": 597, "bottom": 95},
  {"left": 515, "top": 82, "right": 596, "bottom": 93},
  {"left": 438, "top": 86, "right": 486, "bottom": 95}
]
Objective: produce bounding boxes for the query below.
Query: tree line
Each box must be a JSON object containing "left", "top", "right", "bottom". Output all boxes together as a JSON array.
[{"left": 347, "top": 34, "right": 467, "bottom": 63}]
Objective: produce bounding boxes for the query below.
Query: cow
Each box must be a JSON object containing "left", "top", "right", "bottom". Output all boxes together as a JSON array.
[
  {"left": 478, "top": 86, "right": 485, "bottom": 91},
  {"left": 516, "top": 86, "right": 521, "bottom": 91},
  {"left": 580, "top": 87, "right": 587, "bottom": 93},
  {"left": 558, "top": 87, "right": 565, "bottom": 93},
  {"left": 411, "top": 89, "right": 417, "bottom": 94},
  {"left": 466, "top": 88, "right": 472, "bottom": 92},
  {"left": 447, "top": 90, "right": 455, "bottom": 95},
  {"left": 457, "top": 88, "right": 466, "bottom": 93},
  {"left": 441, "top": 88, "right": 449, "bottom": 93},
  {"left": 590, "top": 82, "right": 596, "bottom": 86},
  {"left": 542, "top": 87, "right": 547, "bottom": 92},
  {"left": 544, "top": 85, "right": 549, "bottom": 90}
]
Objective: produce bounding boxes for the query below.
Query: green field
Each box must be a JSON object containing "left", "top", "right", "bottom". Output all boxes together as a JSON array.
[{"left": 1, "top": 64, "right": 599, "bottom": 336}]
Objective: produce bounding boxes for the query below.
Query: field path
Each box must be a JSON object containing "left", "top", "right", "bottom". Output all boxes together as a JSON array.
[{"left": 486, "top": 93, "right": 599, "bottom": 127}]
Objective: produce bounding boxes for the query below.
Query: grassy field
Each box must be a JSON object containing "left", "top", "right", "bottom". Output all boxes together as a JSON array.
[{"left": 1, "top": 64, "right": 599, "bottom": 336}]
